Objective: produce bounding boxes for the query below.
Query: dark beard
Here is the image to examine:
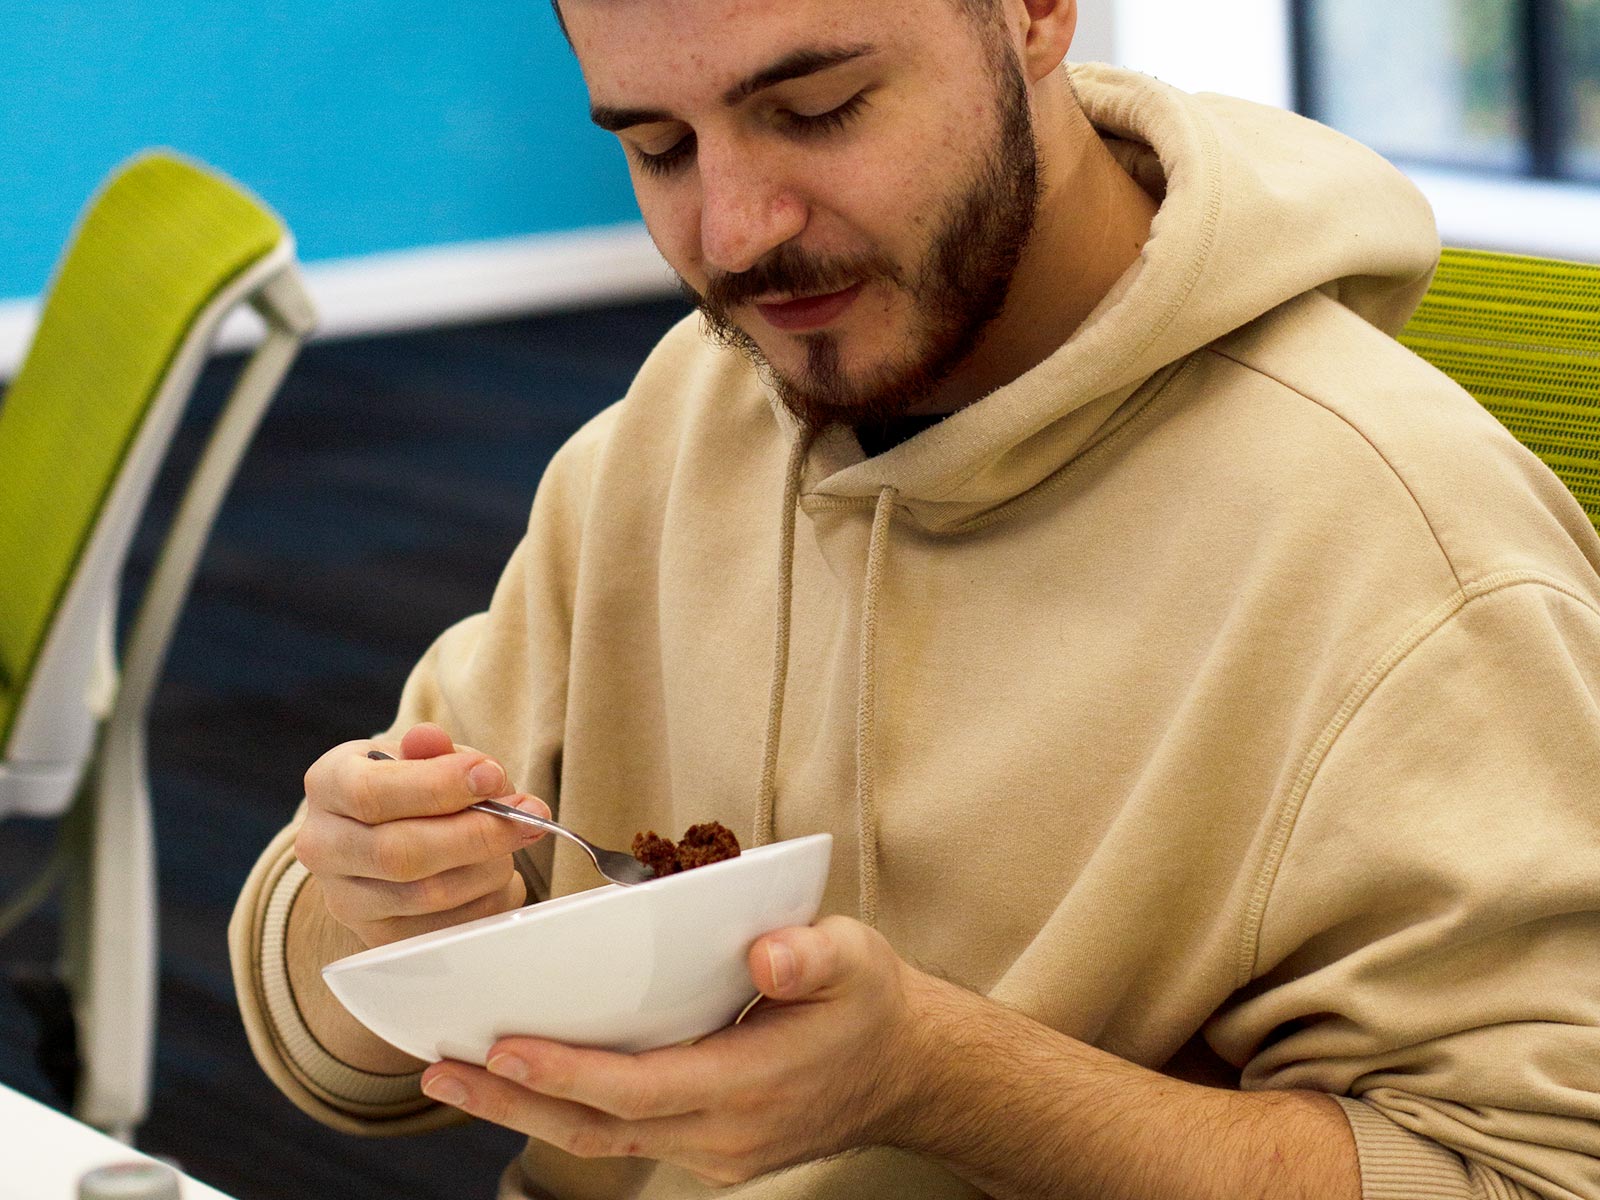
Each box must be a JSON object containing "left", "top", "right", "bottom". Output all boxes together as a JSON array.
[{"left": 682, "top": 50, "right": 1041, "bottom": 434}]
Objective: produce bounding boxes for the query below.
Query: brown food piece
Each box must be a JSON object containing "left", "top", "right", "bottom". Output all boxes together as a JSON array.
[
  {"left": 630, "top": 821, "right": 742, "bottom": 878},
  {"left": 675, "top": 822, "right": 742, "bottom": 870},
  {"left": 631, "top": 831, "right": 680, "bottom": 878}
]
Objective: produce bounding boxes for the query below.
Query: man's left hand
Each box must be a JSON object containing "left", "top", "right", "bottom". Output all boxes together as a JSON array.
[{"left": 419, "top": 915, "right": 933, "bottom": 1186}]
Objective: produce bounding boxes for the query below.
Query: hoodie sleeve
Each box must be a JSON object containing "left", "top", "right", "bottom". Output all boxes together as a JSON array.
[
  {"left": 229, "top": 406, "right": 618, "bottom": 1133},
  {"left": 1210, "top": 576, "right": 1600, "bottom": 1200}
]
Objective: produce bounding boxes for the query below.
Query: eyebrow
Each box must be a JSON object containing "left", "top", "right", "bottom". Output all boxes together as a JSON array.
[{"left": 589, "top": 43, "right": 877, "bottom": 133}]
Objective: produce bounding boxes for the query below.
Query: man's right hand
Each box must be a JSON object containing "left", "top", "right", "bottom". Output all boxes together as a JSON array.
[{"left": 295, "top": 722, "right": 549, "bottom": 949}]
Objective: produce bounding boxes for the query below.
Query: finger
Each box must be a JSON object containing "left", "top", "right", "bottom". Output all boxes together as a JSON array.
[
  {"left": 341, "top": 800, "right": 550, "bottom": 881},
  {"left": 329, "top": 876, "right": 526, "bottom": 947},
  {"left": 483, "top": 1037, "right": 715, "bottom": 1122},
  {"left": 303, "top": 738, "right": 380, "bottom": 808},
  {"left": 295, "top": 799, "right": 539, "bottom": 880},
  {"left": 337, "top": 856, "right": 520, "bottom": 918},
  {"left": 399, "top": 723, "right": 456, "bottom": 760},
  {"left": 748, "top": 920, "right": 850, "bottom": 1001},
  {"left": 426, "top": 1062, "right": 768, "bottom": 1185},
  {"left": 422, "top": 1063, "right": 674, "bottom": 1162},
  {"left": 326, "top": 746, "right": 518, "bottom": 823}
]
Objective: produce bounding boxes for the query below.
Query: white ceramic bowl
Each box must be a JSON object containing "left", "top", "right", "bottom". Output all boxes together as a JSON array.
[{"left": 322, "top": 832, "right": 832, "bottom": 1064}]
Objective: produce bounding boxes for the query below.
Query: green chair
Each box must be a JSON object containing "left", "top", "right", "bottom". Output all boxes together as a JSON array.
[
  {"left": 1398, "top": 247, "right": 1600, "bottom": 533},
  {"left": 0, "top": 151, "right": 315, "bottom": 1138}
]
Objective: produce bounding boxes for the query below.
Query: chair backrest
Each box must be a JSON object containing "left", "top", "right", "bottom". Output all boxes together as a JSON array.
[
  {"left": 1397, "top": 247, "right": 1600, "bottom": 533},
  {"left": 0, "top": 152, "right": 289, "bottom": 763}
]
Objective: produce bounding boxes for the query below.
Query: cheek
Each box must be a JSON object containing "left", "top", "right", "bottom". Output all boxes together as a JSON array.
[
  {"left": 637, "top": 187, "right": 705, "bottom": 286},
  {"left": 833, "top": 137, "right": 951, "bottom": 250}
]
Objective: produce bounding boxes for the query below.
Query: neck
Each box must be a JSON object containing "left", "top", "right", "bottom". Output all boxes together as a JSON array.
[{"left": 918, "top": 79, "right": 1158, "bottom": 415}]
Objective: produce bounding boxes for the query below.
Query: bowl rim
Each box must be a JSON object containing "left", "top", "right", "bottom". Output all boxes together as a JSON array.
[{"left": 322, "top": 831, "right": 833, "bottom": 977}]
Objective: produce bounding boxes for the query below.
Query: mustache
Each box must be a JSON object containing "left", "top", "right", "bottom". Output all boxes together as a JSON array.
[{"left": 695, "top": 244, "right": 899, "bottom": 313}]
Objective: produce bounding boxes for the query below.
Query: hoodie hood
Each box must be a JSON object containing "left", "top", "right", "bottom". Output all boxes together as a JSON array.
[
  {"left": 754, "top": 65, "right": 1444, "bottom": 925},
  {"left": 796, "top": 63, "right": 1442, "bottom": 533}
]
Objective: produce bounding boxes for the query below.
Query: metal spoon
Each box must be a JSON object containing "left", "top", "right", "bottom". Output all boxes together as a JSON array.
[{"left": 366, "top": 750, "right": 655, "bottom": 886}]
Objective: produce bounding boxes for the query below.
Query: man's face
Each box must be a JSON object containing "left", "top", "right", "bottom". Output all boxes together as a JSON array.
[{"left": 562, "top": 0, "right": 1041, "bottom": 432}]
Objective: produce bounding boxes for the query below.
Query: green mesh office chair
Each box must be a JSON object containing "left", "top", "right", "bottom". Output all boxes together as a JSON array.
[
  {"left": 0, "top": 151, "right": 315, "bottom": 1138},
  {"left": 1398, "top": 247, "right": 1600, "bottom": 533}
]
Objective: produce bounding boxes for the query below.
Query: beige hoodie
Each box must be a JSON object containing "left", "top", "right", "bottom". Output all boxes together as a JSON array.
[{"left": 232, "top": 65, "right": 1600, "bottom": 1200}]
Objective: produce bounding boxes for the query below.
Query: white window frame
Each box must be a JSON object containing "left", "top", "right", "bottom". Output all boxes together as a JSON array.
[{"left": 1095, "top": 0, "right": 1600, "bottom": 262}]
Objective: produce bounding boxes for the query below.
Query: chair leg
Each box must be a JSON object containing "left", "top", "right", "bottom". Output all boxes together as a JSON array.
[
  {"left": 61, "top": 723, "right": 156, "bottom": 1142},
  {"left": 53, "top": 284, "right": 307, "bottom": 1143}
]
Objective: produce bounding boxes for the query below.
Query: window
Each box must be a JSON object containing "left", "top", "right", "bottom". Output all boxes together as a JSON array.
[
  {"left": 1293, "top": 0, "right": 1600, "bottom": 184},
  {"left": 1106, "top": 0, "right": 1600, "bottom": 258}
]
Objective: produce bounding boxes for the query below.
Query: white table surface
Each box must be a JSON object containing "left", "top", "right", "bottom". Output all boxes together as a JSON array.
[{"left": 2, "top": 1083, "right": 237, "bottom": 1199}]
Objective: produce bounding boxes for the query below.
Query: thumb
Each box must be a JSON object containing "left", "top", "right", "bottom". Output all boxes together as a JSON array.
[
  {"left": 750, "top": 917, "right": 861, "bottom": 1002},
  {"left": 399, "top": 722, "right": 456, "bottom": 760}
]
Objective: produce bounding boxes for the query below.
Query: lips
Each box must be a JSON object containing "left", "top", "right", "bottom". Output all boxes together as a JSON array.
[{"left": 754, "top": 282, "right": 864, "bottom": 333}]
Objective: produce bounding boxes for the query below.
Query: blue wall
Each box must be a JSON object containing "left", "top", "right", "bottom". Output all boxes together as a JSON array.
[{"left": 0, "top": 2, "right": 642, "bottom": 301}]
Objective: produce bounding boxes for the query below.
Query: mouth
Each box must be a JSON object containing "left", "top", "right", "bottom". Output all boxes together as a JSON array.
[{"left": 753, "top": 282, "right": 865, "bottom": 334}]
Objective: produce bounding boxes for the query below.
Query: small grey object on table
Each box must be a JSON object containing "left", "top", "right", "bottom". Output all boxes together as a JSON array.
[{"left": 77, "top": 1161, "right": 181, "bottom": 1200}]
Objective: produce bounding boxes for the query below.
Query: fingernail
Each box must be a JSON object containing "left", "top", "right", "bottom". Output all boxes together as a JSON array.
[
  {"left": 767, "top": 942, "right": 796, "bottom": 992},
  {"left": 468, "top": 761, "right": 505, "bottom": 797},
  {"left": 513, "top": 796, "right": 546, "bottom": 814},
  {"left": 487, "top": 1053, "right": 529, "bottom": 1084},
  {"left": 422, "top": 1074, "right": 467, "bottom": 1107}
]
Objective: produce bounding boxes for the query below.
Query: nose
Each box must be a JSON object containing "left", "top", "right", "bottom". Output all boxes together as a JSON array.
[{"left": 696, "top": 141, "right": 807, "bottom": 277}]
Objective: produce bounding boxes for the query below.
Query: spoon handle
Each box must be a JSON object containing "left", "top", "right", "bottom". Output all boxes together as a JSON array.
[
  {"left": 467, "top": 797, "right": 564, "bottom": 838},
  {"left": 364, "top": 749, "right": 650, "bottom": 885},
  {"left": 466, "top": 796, "right": 625, "bottom": 871},
  {"left": 366, "top": 750, "right": 565, "bottom": 837}
]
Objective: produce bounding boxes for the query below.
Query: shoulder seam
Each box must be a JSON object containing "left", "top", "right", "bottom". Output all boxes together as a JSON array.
[
  {"left": 1233, "top": 571, "right": 1600, "bottom": 988},
  {"left": 1204, "top": 345, "right": 1466, "bottom": 591}
]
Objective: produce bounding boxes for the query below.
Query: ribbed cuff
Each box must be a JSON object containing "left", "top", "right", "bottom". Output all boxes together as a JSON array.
[
  {"left": 229, "top": 817, "right": 457, "bottom": 1134},
  {"left": 1335, "top": 1096, "right": 1476, "bottom": 1200},
  {"left": 258, "top": 859, "right": 427, "bottom": 1108}
]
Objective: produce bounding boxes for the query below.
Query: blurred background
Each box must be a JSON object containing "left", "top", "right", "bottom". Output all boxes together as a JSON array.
[
  {"left": 1300, "top": 0, "right": 1600, "bottom": 182},
  {"left": 0, "top": 0, "right": 669, "bottom": 372},
  {"left": 0, "top": 1, "right": 1595, "bottom": 1197}
]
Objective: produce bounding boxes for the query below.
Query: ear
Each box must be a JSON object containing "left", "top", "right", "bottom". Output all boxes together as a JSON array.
[{"left": 1016, "top": 0, "right": 1078, "bottom": 82}]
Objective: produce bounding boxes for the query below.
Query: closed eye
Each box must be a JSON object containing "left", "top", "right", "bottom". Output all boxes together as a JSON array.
[
  {"left": 776, "top": 91, "right": 869, "bottom": 138},
  {"left": 630, "top": 92, "right": 870, "bottom": 179},
  {"left": 632, "top": 131, "right": 697, "bottom": 178}
]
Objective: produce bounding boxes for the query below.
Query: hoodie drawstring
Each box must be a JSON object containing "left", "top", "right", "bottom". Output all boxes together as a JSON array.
[
  {"left": 754, "top": 435, "right": 808, "bottom": 848},
  {"left": 854, "top": 485, "right": 897, "bottom": 929},
  {"left": 753, "top": 435, "right": 897, "bottom": 929}
]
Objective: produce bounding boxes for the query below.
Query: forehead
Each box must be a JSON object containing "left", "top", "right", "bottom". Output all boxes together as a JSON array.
[{"left": 561, "top": 0, "right": 959, "bottom": 104}]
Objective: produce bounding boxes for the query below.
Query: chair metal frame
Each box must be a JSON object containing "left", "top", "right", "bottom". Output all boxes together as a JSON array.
[{"left": 0, "top": 200, "right": 315, "bottom": 1139}]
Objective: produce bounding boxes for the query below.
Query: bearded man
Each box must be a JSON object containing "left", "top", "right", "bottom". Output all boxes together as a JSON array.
[{"left": 232, "top": 1, "right": 1600, "bottom": 1198}]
